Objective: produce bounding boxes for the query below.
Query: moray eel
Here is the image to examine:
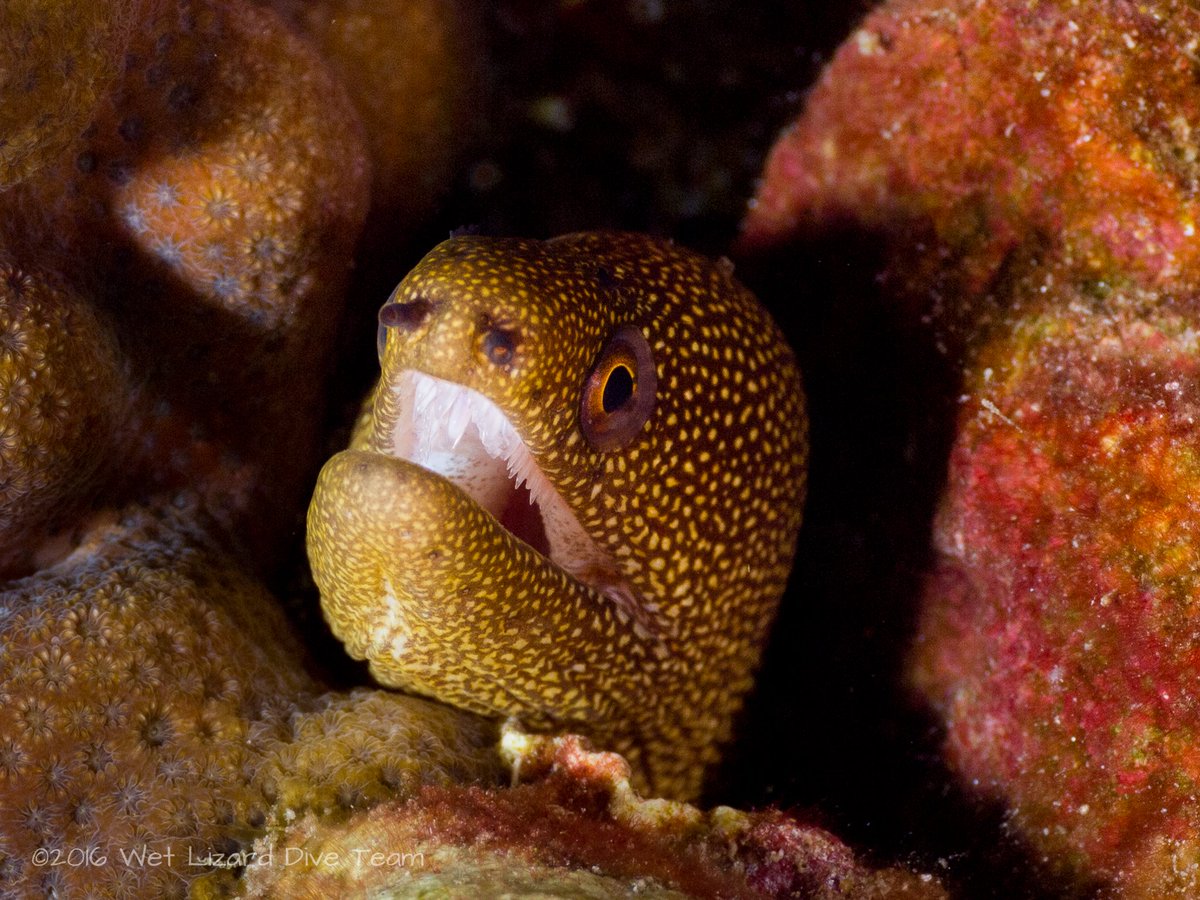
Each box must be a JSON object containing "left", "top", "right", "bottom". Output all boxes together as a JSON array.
[{"left": 308, "top": 232, "right": 807, "bottom": 800}]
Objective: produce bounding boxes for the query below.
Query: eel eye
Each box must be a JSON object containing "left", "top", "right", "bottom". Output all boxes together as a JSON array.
[
  {"left": 483, "top": 327, "right": 518, "bottom": 367},
  {"left": 580, "top": 324, "right": 657, "bottom": 451}
]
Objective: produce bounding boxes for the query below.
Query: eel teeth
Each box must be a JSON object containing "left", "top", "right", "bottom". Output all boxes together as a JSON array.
[{"left": 386, "top": 370, "right": 648, "bottom": 628}]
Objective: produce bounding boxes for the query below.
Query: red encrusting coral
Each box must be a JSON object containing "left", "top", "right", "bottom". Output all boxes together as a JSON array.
[
  {"left": 912, "top": 290, "right": 1200, "bottom": 890},
  {"left": 743, "top": 0, "right": 1200, "bottom": 310},
  {"left": 0, "top": 0, "right": 957, "bottom": 895},
  {"left": 743, "top": 0, "right": 1200, "bottom": 892}
]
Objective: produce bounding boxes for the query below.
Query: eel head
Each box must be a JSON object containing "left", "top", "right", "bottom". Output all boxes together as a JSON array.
[{"left": 308, "top": 232, "right": 807, "bottom": 799}]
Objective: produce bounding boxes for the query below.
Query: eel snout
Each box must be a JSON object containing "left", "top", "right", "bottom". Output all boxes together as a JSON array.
[{"left": 308, "top": 447, "right": 654, "bottom": 730}]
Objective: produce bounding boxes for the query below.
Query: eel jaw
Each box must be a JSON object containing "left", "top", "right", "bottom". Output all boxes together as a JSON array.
[{"left": 384, "top": 370, "right": 636, "bottom": 613}]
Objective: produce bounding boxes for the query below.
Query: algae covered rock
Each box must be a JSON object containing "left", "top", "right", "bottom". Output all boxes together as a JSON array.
[
  {"left": 744, "top": 0, "right": 1200, "bottom": 892},
  {"left": 241, "top": 728, "right": 946, "bottom": 899}
]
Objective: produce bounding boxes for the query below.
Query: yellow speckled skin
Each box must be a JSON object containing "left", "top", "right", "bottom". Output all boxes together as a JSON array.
[{"left": 308, "top": 232, "right": 807, "bottom": 800}]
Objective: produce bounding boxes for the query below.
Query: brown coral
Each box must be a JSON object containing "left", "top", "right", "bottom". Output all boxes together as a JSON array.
[
  {"left": 0, "top": 502, "right": 501, "bottom": 898},
  {"left": 0, "top": 258, "right": 132, "bottom": 579},
  {"left": 0, "top": 0, "right": 161, "bottom": 187},
  {"left": 3, "top": 0, "right": 370, "bottom": 566},
  {"left": 0, "top": 502, "right": 309, "bottom": 898},
  {"left": 0, "top": 1, "right": 508, "bottom": 896},
  {"left": 264, "top": 0, "right": 487, "bottom": 233}
]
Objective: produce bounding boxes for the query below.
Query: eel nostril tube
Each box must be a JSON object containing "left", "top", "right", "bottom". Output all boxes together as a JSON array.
[
  {"left": 379, "top": 297, "right": 435, "bottom": 332},
  {"left": 378, "top": 297, "right": 435, "bottom": 358}
]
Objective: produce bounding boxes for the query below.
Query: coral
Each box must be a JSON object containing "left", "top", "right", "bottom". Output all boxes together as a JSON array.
[
  {"left": 309, "top": 232, "right": 807, "bottom": 801},
  {"left": 0, "top": 0, "right": 159, "bottom": 187},
  {"left": 3, "top": 0, "right": 370, "bottom": 566},
  {"left": 0, "top": 257, "right": 133, "bottom": 579},
  {"left": 0, "top": 501, "right": 502, "bottom": 898},
  {"left": 911, "top": 285, "right": 1200, "bottom": 892},
  {"left": 240, "top": 727, "right": 945, "bottom": 899},
  {"left": 741, "top": 0, "right": 1200, "bottom": 892},
  {"left": 257, "top": 689, "right": 501, "bottom": 821},
  {"left": 263, "top": 0, "right": 486, "bottom": 233},
  {"left": 0, "top": 501, "right": 309, "bottom": 898},
  {"left": 0, "top": 1, "right": 508, "bottom": 896},
  {"left": 742, "top": 0, "right": 1200, "bottom": 327}
]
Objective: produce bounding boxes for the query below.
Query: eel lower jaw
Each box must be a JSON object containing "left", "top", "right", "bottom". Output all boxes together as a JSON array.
[{"left": 382, "top": 370, "right": 642, "bottom": 618}]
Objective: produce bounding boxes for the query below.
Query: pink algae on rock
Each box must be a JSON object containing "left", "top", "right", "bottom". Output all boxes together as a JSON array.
[
  {"left": 241, "top": 728, "right": 946, "bottom": 899},
  {"left": 743, "top": 0, "right": 1200, "bottom": 302},
  {"left": 913, "top": 291, "right": 1200, "bottom": 891},
  {"left": 743, "top": 0, "right": 1200, "bottom": 893}
]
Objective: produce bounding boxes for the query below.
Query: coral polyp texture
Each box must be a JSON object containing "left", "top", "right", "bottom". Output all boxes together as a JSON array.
[
  {"left": 0, "top": 503, "right": 307, "bottom": 898},
  {"left": 0, "top": 0, "right": 507, "bottom": 896},
  {"left": 0, "top": 502, "right": 501, "bottom": 898},
  {"left": 262, "top": 0, "right": 486, "bottom": 232},
  {"left": 0, "top": 0, "right": 157, "bottom": 187},
  {"left": 242, "top": 730, "right": 946, "bottom": 899},
  {"left": 308, "top": 232, "right": 808, "bottom": 802},
  {"left": 744, "top": 0, "right": 1200, "bottom": 892},
  {"left": 0, "top": 0, "right": 367, "bottom": 568},
  {"left": 0, "top": 259, "right": 132, "bottom": 579},
  {"left": 6, "top": 0, "right": 371, "bottom": 561}
]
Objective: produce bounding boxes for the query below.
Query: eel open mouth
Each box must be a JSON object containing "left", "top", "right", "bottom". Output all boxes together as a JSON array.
[{"left": 385, "top": 370, "right": 631, "bottom": 608}]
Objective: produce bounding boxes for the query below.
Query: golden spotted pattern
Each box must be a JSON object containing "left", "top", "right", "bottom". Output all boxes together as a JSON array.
[{"left": 308, "top": 232, "right": 807, "bottom": 800}]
